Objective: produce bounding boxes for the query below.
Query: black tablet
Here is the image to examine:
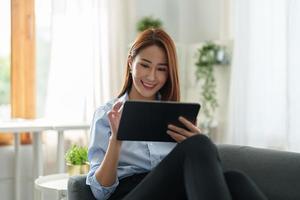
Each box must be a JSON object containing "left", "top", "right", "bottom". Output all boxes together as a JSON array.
[{"left": 117, "top": 100, "right": 201, "bottom": 142}]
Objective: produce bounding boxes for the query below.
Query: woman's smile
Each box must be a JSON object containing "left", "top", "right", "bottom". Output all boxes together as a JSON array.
[{"left": 141, "top": 80, "right": 156, "bottom": 90}]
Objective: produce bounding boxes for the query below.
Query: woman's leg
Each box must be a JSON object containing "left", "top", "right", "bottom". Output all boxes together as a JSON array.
[
  {"left": 224, "top": 171, "right": 268, "bottom": 200},
  {"left": 123, "top": 134, "right": 232, "bottom": 200}
]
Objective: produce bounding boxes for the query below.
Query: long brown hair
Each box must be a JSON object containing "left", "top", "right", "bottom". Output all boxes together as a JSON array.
[{"left": 118, "top": 28, "right": 180, "bottom": 101}]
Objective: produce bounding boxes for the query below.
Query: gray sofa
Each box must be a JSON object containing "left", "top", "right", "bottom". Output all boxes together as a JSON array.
[{"left": 68, "top": 145, "right": 300, "bottom": 200}]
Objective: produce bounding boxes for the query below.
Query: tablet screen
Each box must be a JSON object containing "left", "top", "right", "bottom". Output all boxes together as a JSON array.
[{"left": 117, "top": 100, "right": 201, "bottom": 142}]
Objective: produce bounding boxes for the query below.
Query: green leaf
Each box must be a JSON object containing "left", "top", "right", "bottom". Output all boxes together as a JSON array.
[
  {"left": 136, "top": 16, "right": 163, "bottom": 32},
  {"left": 65, "top": 145, "right": 88, "bottom": 165}
]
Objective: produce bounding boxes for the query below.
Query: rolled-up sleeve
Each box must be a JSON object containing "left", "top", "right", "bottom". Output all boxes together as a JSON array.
[
  {"left": 87, "top": 167, "right": 119, "bottom": 200},
  {"left": 86, "top": 102, "right": 119, "bottom": 200}
]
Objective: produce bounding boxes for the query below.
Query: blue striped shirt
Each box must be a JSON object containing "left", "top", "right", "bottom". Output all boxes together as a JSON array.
[{"left": 86, "top": 93, "right": 176, "bottom": 200}]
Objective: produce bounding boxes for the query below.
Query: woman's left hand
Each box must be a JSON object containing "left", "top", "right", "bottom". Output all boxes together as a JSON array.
[{"left": 167, "top": 116, "right": 201, "bottom": 143}]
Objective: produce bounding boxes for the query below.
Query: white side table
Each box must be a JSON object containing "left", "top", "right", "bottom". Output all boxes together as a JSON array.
[{"left": 35, "top": 173, "right": 69, "bottom": 200}]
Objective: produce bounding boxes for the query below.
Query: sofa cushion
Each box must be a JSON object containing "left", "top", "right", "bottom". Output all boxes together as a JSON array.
[{"left": 218, "top": 145, "right": 300, "bottom": 200}]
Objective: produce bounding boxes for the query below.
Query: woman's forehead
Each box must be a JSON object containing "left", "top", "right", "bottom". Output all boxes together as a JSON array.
[{"left": 135, "top": 45, "right": 167, "bottom": 63}]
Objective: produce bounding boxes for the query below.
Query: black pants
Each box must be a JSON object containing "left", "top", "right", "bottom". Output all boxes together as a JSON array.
[{"left": 108, "top": 134, "right": 267, "bottom": 200}]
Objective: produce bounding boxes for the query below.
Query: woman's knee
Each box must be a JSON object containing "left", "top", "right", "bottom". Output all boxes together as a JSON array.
[
  {"left": 180, "top": 134, "right": 213, "bottom": 150},
  {"left": 178, "top": 134, "right": 218, "bottom": 159}
]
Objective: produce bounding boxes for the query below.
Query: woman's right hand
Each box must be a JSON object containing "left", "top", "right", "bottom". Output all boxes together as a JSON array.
[
  {"left": 95, "top": 101, "right": 124, "bottom": 187},
  {"left": 107, "top": 101, "right": 124, "bottom": 141}
]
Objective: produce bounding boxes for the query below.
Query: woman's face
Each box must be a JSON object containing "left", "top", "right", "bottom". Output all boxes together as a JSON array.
[{"left": 129, "top": 45, "right": 168, "bottom": 100}]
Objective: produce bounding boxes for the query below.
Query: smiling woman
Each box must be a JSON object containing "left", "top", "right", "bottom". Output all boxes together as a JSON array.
[
  {"left": 86, "top": 28, "right": 267, "bottom": 200},
  {"left": 128, "top": 45, "right": 169, "bottom": 100},
  {"left": 118, "top": 28, "right": 180, "bottom": 102}
]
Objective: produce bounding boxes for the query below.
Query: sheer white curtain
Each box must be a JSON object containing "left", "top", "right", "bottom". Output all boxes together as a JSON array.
[
  {"left": 287, "top": 0, "right": 300, "bottom": 151},
  {"left": 99, "top": 0, "right": 128, "bottom": 103},
  {"left": 227, "top": 0, "right": 300, "bottom": 151},
  {"left": 46, "top": 0, "right": 101, "bottom": 123},
  {"left": 45, "top": 0, "right": 128, "bottom": 123},
  {"left": 43, "top": 0, "right": 129, "bottom": 174}
]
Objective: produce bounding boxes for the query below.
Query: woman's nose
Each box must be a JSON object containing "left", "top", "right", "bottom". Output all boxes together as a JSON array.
[{"left": 147, "top": 68, "right": 156, "bottom": 81}]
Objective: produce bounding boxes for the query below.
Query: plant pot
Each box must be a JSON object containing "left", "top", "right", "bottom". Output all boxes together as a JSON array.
[{"left": 67, "top": 163, "right": 90, "bottom": 176}]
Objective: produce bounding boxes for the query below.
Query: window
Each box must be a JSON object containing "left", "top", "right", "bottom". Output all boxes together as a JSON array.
[{"left": 0, "top": 0, "right": 11, "bottom": 120}]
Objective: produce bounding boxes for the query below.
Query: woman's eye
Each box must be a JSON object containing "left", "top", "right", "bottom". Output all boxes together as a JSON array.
[
  {"left": 140, "top": 63, "right": 149, "bottom": 68},
  {"left": 158, "top": 67, "right": 167, "bottom": 72}
]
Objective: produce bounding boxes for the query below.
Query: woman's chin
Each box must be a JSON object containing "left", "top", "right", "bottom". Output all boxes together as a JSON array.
[{"left": 139, "top": 91, "right": 157, "bottom": 100}]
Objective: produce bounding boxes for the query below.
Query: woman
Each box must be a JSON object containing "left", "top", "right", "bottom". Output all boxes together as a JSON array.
[{"left": 86, "top": 28, "right": 267, "bottom": 200}]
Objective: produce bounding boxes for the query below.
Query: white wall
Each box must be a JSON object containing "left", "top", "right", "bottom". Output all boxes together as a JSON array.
[{"left": 129, "top": 0, "right": 223, "bottom": 43}]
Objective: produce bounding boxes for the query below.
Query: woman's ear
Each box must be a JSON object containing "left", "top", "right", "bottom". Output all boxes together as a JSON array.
[{"left": 128, "top": 56, "right": 133, "bottom": 71}]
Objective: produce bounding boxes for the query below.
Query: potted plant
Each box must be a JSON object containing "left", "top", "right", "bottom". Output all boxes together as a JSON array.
[
  {"left": 195, "top": 41, "right": 230, "bottom": 133},
  {"left": 136, "top": 16, "right": 163, "bottom": 32},
  {"left": 65, "top": 145, "right": 89, "bottom": 175}
]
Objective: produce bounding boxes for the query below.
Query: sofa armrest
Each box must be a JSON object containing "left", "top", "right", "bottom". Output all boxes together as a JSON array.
[
  {"left": 218, "top": 145, "right": 300, "bottom": 200},
  {"left": 68, "top": 175, "right": 96, "bottom": 200}
]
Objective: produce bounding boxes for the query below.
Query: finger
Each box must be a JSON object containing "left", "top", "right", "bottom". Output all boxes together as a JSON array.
[
  {"left": 108, "top": 111, "right": 117, "bottom": 122},
  {"left": 107, "top": 111, "right": 113, "bottom": 119},
  {"left": 167, "top": 130, "right": 186, "bottom": 143},
  {"left": 178, "top": 116, "right": 201, "bottom": 133},
  {"left": 112, "top": 101, "right": 123, "bottom": 112},
  {"left": 107, "top": 111, "right": 114, "bottom": 126},
  {"left": 168, "top": 124, "right": 193, "bottom": 138}
]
